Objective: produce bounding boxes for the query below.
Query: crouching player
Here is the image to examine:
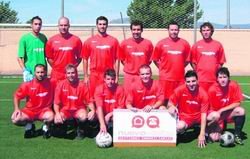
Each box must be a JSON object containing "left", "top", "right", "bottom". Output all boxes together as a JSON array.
[
  {"left": 11, "top": 64, "right": 54, "bottom": 139},
  {"left": 53, "top": 64, "right": 96, "bottom": 139},
  {"left": 126, "top": 64, "right": 165, "bottom": 112},
  {"left": 95, "top": 69, "right": 125, "bottom": 134},
  {"left": 167, "top": 70, "right": 208, "bottom": 148},
  {"left": 207, "top": 67, "right": 245, "bottom": 145}
]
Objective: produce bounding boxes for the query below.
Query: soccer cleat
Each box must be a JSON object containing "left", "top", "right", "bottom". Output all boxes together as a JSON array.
[
  {"left": 24, "top": 124, "right": 36, "bottom": 138},
  {"left": 43, "top": 130, "right": 51, "bottom": 139},
  {"left": 234, "top": 135, "right": 244, "bottom": 145},
  {"left": 75, "top": 128, "right": 85, "bottom": 140}
]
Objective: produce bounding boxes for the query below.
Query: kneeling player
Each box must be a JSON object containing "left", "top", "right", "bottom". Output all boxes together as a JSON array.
[
  {"left": 95, "top": 69, "right": 125, "bottom": 134},
  {"left": 167, "top": 70, "right": 208, "bottom": 148},
  {"left": 53, "top": 64, "right": 96, "bottom": 139},
  {"left": 207, "top": 67, "right": 245, "bottom": 145},
  {"left": 11, "top": 64, "right": 54, "bottom": 138}
]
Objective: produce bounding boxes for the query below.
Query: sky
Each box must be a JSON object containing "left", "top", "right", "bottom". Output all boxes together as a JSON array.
[{"left": 3, "top": 0, "right": 250, "bottom": 24}]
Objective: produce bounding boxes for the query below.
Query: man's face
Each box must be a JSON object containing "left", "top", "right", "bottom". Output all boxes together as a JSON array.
[
  {"left": 66, "top": 68, "right": 78, "bottom": 83},
  {"left": 139, "top": 67, "right": 152, "bottom": 84},
  {"left": 201, "top": 26, "right": 213, "bottom": 40},
  {"left": 35, "top": 66, "right": 46, "bottom": 81},
  {"left": 104, "top": 75, "right": 116, "bottom": 88},
  {"left": 168, "top": 24, "right": 179, "bottom": 40},
  {"left": 217, "top": 73, "right": 229, "bottom": 87},
  {"left": 31, "top": 19, "right": 42, "bottom": 34},
  {"left": 58, "top": 18, "right": 70, "bottom": 35},
  {"left": 185, "top": 76, "right": 198, "bottom": 92},
  {"left": 131, "top": 25, "right": 142, "bottom": 40},
  {"left": 97, "top": 20, "right": 108, "bottom": 34}
]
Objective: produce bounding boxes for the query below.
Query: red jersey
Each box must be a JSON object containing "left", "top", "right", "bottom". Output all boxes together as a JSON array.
[
  {"left": 126, "top": 80, "right": 164, "bottom": 109},
  {"left": 191, "top": 39, "right": 226, "bottom": 82},
  {"left": 151, "top": 37, "right": 190, "bottom": 81},
  {"left": 45, "top": 34, "right": 82, "bottom": 80},
  {"left": 169, "top": 84, "right": 209, "bottom": 118},
  {"left": 14, "top": 78, "right": 54, "bottom": 112},
  {"left": 208, "top": 80, "right": 243, "bottom": 111},
  {"left": 94, "top": 84, "right": 125, "bottom": 115},
  {"left": 81, "top": 34, "right": 119, "bottom": 73},
  {"left": 119, "top": 38, "right": 153, "bottom": 75},
  {"left": 54, "top": 79, "right": 91, "bottom": 110}
]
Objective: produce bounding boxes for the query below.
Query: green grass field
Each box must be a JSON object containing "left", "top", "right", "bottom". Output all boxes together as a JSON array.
[{"left": 0, "top": 77, "right": 249, "bottom": 159}]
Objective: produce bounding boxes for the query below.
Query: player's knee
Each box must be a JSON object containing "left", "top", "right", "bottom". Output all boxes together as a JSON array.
[
  {"left": 159, "top": 105, "right": 167, "bottom": 110},
  {"left": 177, "top": 121, "right": 187, "bottom": 132},
  {"left": 209, "top": 133, "right": 220, "bottom": 142},
  {"left": 234, "top": 107, "right": 245, "bottom": 116},
  {"left": 43, "top": 112, "right": 54, "bottom": 122},
  {"left": 207, "top": 112, "right": 220, "bottom": 122}
]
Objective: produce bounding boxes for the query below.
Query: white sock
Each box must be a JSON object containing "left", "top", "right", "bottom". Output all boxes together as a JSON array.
[
  {"left": 25, "top": 123, "right": 33, "bottom": 131},
  {"left": 42, "top": 125, "right": 48, "bottom": 132}
]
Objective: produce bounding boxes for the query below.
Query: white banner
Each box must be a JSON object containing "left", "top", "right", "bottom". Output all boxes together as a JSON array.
[{"left": 113, "top": 109, "right": 176, "bottom": 147}]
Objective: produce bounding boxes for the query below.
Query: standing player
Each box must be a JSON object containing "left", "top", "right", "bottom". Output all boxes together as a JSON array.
[
  {"left": 17, "top": 16, "right": 47, "bottom": 82},
  {"left": 53, "top": 64, "right": 96, "bottom": 139},
  {"left": 207, "top": 67, "right": 245, "bottom": 145},
  {"left": 126, "top": 65, "right": 165, "bottom": 112},
  {"left": 167, "top": 70, "right": 208, "bottom": 148},
  {"left": 95, "top": 69, "right": 125, "bottom": 133},
  {"left": 11, "top": 64, "right": 54, "bottom": 139},
  {"left": 46, "top": 17, "right": 82, "bottom": 82},
  {"left": 119, "top": 20, "right": 153, "bottom": 91},
  {"left": 151, "top": 21, "right": 190, "bottom": 104},
  {"left": 190, "top": 22, "right": 226, "bottom": 92},
  {"left": 81, "top": 16, "right": 120, "bottom": 97}
]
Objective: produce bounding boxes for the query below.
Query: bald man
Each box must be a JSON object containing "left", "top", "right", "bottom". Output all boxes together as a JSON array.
[{"left": 46, "top": 17, "right": 82, "bottom": 82}]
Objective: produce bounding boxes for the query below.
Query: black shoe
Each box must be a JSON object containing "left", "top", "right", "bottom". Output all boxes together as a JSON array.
[
  {"left": 43, "top": 130, "right": 51, "bottom": 139},
  {"left": 234, "top": 135, "right": 244, "bottom": 145},
  {"left": 24, "top": 124, "right": 35, "bottom": 139},
  {"left": 75, "top": 128, "right": 85, "bottom": 140}
]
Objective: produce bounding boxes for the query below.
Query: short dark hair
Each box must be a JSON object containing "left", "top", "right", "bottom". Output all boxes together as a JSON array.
[
  {"left": 104, "top": 69, "right": 116, "bottom": 78},
  {"left": 96, "top": 16, "right": 108, "bottom": 25},
  {"left": 130, "top": 20, "right": 143, "bottom": 31},
  {"left": 200, "top": 22, "right": 214, "bottom": 34},
  {"left": 216, "top": 67, "right": 230, "bottom": 78},
  {"left": 167, "top": 21, "right": 179, "bottom": 29},
  {"left": 31, "top": 16, "right": 42, "bottom": 24},
  {"left": 185, "top": 70, "right": 198, "bottom": 80},
  {"left": 34, "top": 63, "right": 47, "bottom": 72}
]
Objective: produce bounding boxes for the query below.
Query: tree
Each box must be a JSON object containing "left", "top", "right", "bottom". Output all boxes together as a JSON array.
[
  {"left": 0, "top": 1, "right": 19, "bottom": 23},
  {"left": 127, "top": 0, "right": 203, "bottom": 28}
]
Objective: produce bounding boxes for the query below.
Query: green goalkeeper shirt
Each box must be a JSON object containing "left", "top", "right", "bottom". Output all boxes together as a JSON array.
[{"left": 18, "top": 32, "right": 47, "bottom": 74}]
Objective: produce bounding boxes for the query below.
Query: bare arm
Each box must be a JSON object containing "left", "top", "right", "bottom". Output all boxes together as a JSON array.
[
  {"left": 83, "top": 59, "right": 89, "bottom": 83},
  {"left": 115, "top": 60, "right": 120, "bottom": 83},
  {"left": 97, "top": 106, "right": 107, "bottom": 133},
  {"left": 87, "top": 102, "right": 96, "bottom": 121},
  {"left": 198, "top": 112, "right": 207, "bottom": 148},
  {"left": 218, "top": 102, "right": 241, "bottom": 115},
  {"left": 17, "top": 57, "right": 25, "bottom": 70},
  {"left": 47, "top": 58, "right": 54, "bottom": 67}
]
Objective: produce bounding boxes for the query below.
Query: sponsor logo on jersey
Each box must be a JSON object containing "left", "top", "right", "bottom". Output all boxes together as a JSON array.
[
  {"left": 104, "top": 99, "right": 116, "bottom": 104},
  {"left": 33, "top": 48, "right": 44, "bottom": 52},
  {"left": 136, "top": 90, "right": 144, "bottom": 93},
  {"left": 163, "top": 44, "right": 169, "bottom": 47},
  {"left": 36, "top": 92, "right": 48, "bottom": 97},
  {"left": 62, "top": 89, "right": 68, "bottom": 92},
  {"left": 30, "top": 87, "right": 36, "bottom": 90},
  {"left": 67, "top": 96, "right": 78, "bottom": 100},
  {"left": 96, "top": 45, "right": 111, "bottom": 49},
  {"left": 126, "top": 45, "right": 133, "bottom": 48},
  {"left": 142, "top": 95, "right": 156, "bottom": 100},
  {"left": 197, "top": 46, "right": 203, "bottom": 48},
  {"left": 131, "top": 52, "right": 144, "bottom": 56},
  {"left": 91, "top": 40, "right": 97, "bottom": 43},
  {"left": 53, "top": 41, "right": 60, "bottom": 44},
  {"left": 182, "top": 93, "right": 188, "bottom": 96},
  {"left": 221, "top": 98, "right": 229, "bottom": 103},
  {"left": 201, "top": 51, "right": 216, "bottom": 56},
  {"left": 167, "top": 50, "right": 182, "bottom": 55},
  {"left": 216, "top": 93, "right": 222, "bottom": 96},
  {"left": 59, "top": 47, "right": 73, "bottom": 51},
  {"left": 186, "top": 100, "right": 198, "bottom": 105}
]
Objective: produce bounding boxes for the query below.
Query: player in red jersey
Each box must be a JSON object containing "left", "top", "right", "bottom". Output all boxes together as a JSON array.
[
  {"left": 46, "top": 17, "right": 82, "bottom": 82},
  {"left": 53, "top": 64, "right": 96, "bottom": 139},
  {"left": 95, "top": 69, "right": 125, "bottom": 133},
  {"left": 207, "top": 67, "right": 245, "bottom": 145},
  {"left": 81, "top": 16, "right": 120, "bottom": 97},
  {"left": 126, "top": 64, "right": 165, "bottom": 112},
  {"left": 119, "top": 20, "right": 153, "bottom": 92},
  {"left": 11, "top": 64, "right": 54, "bottom": 139},
  {"left": 167, "top": 70, "right": 208, "bottom": 148},
  {"left": 190, "top": 22, "right": 226, "bottom": 92},
  {"left": 151, "top": 21, "right": 190, "bottom": 104}
]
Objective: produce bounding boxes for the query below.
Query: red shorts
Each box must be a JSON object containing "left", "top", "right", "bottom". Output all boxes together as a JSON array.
[
  {"left": 123, "top": 72, "right": 140, "bottom": 93},
  {"left": 21, "top": 107, "right": 53, "bottom": 121},
  {"left": 60, "top": 108, "right": 86, "bottom": 120},
  {"left": 199, "top": 82, "right": 215, "bottom": 92},
  {"left": 179, "top": 114, "right": 201, "bottom": 128},
  {"left": 89, "top": 71, "right": 105, "bottom": 97},
  {"left": 160, "top": 80, "right": 184, "bottom": 99},
  {"left": 50, "top": 70, "right": 66, "bottom": 83},
  {"left": 208, "top": 110, "right": 234, "bottom": 130}
]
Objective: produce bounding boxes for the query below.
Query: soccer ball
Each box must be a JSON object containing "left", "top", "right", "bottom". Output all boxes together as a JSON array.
[
  {"left": 220, "top": 131, "right": 235, "bottom": 147},
  {"left": 95, "top": 132, "right": 112, "bottom": 148}
]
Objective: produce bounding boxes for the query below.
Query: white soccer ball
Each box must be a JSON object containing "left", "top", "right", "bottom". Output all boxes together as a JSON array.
[
  {"left": 220, "top": 131, "right": 235, "bottom": 147},
  {"left": 95, "top": 132, "right": 112, "bottom": 148}
]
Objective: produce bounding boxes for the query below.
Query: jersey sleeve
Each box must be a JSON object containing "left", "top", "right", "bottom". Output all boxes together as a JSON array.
[
  {"left": 75, "top": 38, "right": 83, "bottom": 59},
  {"left": 190, "top": 44, "right": 198, "bottom": 64},
  {"left": 45, "top": 39, "right": 54, "bottom": 59},
  {"left": 118, "top": 40, "right": 126, "bottom": 61},
  {"left": 17, "top": 35, "right": 26, "bottom": 58},
  {"left": 184, "top": 40, "right": 191, "bottom": 62},
  {"left": 200, "top": 90, "right": 209, "bottom": 113},
  {"left": 151, "top": 42, "right": 161, "bottom": 61},
  {"left": 217, "top": 43, "right": 226, "bottom": 64},
  {"left": 54, "top": 82, "right": 62, "bottom": 105},
  {"left": 14, "top": 83, "right": 29, "bottom": 100},
  {"left": 81, "top": 40, "right": 90, "bottom": 59},
  {"left": 94, "top": 85, "right": 104, "bottom": 108},
  {"left": 231, "top": 82, "right": 244, "bottom": 103},
  {"left": 117, "top": 86, "right": 125, "bottom": 109}
]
